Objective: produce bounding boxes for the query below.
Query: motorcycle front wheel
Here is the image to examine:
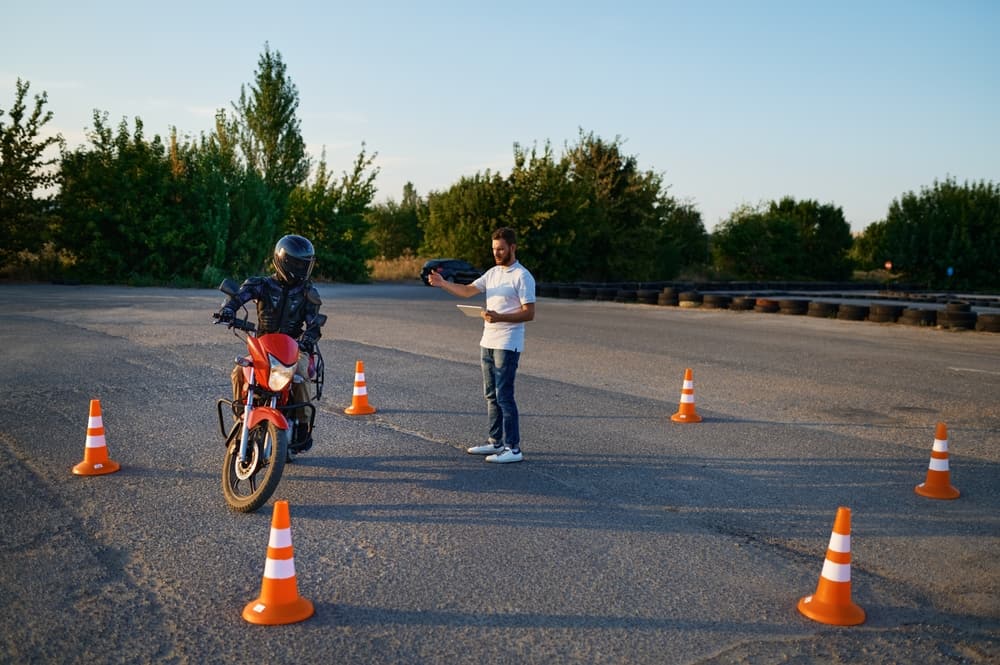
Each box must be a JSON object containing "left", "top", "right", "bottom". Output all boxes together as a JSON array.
[{"left": 222, "top": 421, "right": 288, "bottom": 513}]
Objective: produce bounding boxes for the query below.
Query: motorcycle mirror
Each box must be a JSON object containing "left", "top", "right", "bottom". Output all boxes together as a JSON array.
[
  {"left": 219, "top": 278, "right": 239, "bottom": 296},
  {"left": 314, "top": 314, "right": 328, "bottom": 327}
]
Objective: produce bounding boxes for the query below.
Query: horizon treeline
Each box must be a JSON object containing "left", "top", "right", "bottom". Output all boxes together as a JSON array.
[{"left": 2, "top": 47, "right": 998, "bottom": 290}]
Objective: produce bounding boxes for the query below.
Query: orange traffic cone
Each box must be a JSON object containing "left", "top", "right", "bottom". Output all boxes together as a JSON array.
[
  {"left": 670, "top": 368, "right": 702, "bottom": 423},
  {"left": 797, "top": 506, "right": 865, "bottom": 626},
  {"left": 915, "top": 422, "right": 960, "bottom": 500},
  {"left": 72, "top": 399, "right": 120, "bottom": 476},
  {"left": 344, "top": 360, "right": 376, "bottom": 415},
  {"left": 243, "top": 500, "right": 314, "bottom": 625}
]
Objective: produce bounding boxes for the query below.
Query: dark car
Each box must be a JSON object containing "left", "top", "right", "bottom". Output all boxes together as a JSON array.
[{"left": 420, "top": 259, "right": 483, "bottom": 286}]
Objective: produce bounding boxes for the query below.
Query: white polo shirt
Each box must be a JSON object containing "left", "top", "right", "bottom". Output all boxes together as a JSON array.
[{"left": 472, "top": 261, "right": 536, "bottom": 351}]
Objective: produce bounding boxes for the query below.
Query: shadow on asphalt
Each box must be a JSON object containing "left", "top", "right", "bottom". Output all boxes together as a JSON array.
[{"left": 284, "top": 450, "right": 998, "bottom": 540}]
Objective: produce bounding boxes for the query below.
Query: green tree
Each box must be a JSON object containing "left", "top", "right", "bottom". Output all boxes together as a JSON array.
[
  {"left": 653, "top": 200, "right": 709, "bottom": 277},
  {"left": 769, "top": 197, "right": 853, "bottom": 279},
  {"left": 56, "top": 113, "right": 180, "bottom": 282},
  {"left": 565, "top": 130, "right": 678, "bottom": 281},
  {"left": 366, "top": 182, "right": 426, "bottom": 258},
  {"left": 0, "top": 78, "right": 64, "bottom": 263},
  {"left": 167, "top": 125, "right": 229, "bottom": 280},
  {"left": 711, "top": 204, "right": 798, "bottom": 279},
  {"left": 878, "top": 178, "right": 1000, "bottom": 289},
  {"left": 418, "top": 130, "right": 707, "bottom": 282},
  {"left": 234, "top": 43, "right": 310, "bottom": 220},
  {"left": 848, "top": 219, "right": 888, "bottom": 271},
  {"left": 55, "top": 113, "right": 247, "bottom": 284},
  {"left": 710, "top": 197, "right": 851, "bottom": 280},
  {"left": 421, "top": 171, "right": 510, "bottom": 266},
  {"left": 285, "top": 145, "right": 379, "bottom": 282},
  {"left": 505, "top": 141, "right": 578, "bottom": 281},
  {"left": 209, "top": 110, "right": 280, "bottom": 277},
  {"left": 162, "top": 113, "right": 279, "bottom": 283}
]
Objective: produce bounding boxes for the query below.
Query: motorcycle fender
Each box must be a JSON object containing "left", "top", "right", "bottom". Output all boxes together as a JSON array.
[{"left": 245, "top": 406, "right": 290, "bottom": 431}]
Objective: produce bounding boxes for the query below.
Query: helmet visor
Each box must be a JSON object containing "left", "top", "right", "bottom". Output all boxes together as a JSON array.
[{"left": 276, "top": 254, "right": 315, "bottom": 284}]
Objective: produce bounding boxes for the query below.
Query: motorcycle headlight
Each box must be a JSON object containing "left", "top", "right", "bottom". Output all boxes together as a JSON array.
[{"left": 267, "top": 354, "right": 296, "bottom": 391}]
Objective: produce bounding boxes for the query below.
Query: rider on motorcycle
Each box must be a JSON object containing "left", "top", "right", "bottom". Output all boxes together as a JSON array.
[{"left": 217, "top": 234, "right": 325, "bottom": 454}]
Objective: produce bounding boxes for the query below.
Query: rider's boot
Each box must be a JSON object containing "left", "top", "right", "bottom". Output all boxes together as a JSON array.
[{"left": 289, "top": 421, "right": 313, "bottom": 454}]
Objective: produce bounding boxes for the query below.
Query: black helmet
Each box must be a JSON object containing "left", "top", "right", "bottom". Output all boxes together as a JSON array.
[{"left": 273, "top": 234, "right": 316, "bottom": 286}]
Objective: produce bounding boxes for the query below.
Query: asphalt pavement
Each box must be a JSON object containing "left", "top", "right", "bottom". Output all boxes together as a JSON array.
[{"left": 0, "top": 282, "right": 997, "bottom": 664}]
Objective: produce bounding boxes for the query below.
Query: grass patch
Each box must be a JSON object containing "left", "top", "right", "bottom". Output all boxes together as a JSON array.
[{"left": 368, "top": 252, "right": 426, "bottom": 282}]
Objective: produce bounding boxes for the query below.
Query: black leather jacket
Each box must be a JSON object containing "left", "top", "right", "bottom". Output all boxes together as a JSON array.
[{"left": 224, "top": 276, "right": 323, "bottom": 343}]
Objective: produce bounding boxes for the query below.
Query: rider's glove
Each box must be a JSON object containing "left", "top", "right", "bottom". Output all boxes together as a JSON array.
[
  {"left": 298, "top": 336, "right": 316, "bottom": 353},
  {"left": 217, "top": 306, "right": 235, "bottom": 323}
]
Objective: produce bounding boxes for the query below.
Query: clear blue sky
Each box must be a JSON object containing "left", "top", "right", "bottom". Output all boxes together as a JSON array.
[{"left": 3, "top": 1, "right": 997, "bottom": 232}]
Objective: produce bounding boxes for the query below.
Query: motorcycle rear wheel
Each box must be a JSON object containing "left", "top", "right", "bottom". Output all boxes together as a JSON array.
[{"left": 222, "top": 421, "right": 288, "bottom": 513}]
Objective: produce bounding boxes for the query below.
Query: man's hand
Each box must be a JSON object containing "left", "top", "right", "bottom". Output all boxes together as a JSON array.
[
  {"left": 298, "top": 336, "right": 316, "bottom": 353},
  {"left": 485, "top": 303, "right": 534, "bottom": 324},
  {"left": 217, "top": 306, "right": 235, "bottom": 323},
  {"left": 428, "top": 268, "right": 482, "bottom": 298}
]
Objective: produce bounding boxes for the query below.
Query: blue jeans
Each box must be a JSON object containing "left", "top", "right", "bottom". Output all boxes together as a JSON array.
[{"left": 481, "top": 347, "right": 521, "bottom": 451}]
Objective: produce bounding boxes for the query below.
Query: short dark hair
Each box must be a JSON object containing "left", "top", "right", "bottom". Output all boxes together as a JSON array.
[{"left": 492, "top": 227, "right": 516, "bottom": 245}]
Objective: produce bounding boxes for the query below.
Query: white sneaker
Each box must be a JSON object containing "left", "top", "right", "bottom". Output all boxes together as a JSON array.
[
  {"left": 486, "top": 447, "right": 523, "bottom": 463},
  {"left": 467, "top": 443, "right": 503, "bottom": 455}
]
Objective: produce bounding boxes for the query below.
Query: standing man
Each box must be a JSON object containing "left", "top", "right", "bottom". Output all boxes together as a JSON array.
[{"left": 428, "top": 227, "right": 536, "bottom": 463}]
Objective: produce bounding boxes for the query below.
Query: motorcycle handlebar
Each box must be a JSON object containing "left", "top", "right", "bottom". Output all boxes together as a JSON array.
[{"left": 212, "top": 312, "right": 256, "bottom": 333}]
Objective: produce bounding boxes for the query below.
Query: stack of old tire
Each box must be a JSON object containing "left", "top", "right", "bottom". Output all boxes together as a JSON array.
[
  {"left": 807, "top": 301, "right": 838, "bottom": 318},
  {"left": 678, "top": 291, "right": 703, "bottom": 308},
  {"left": 778, "top": 299, "right": 809, "bottom": 315},
  {"left": 558, "top": 285, "right": 580, "bottom": 300},
  {"left": 658, "top": 287, "right": 679, "bottom": 306},
  {"left": 899, "top": 307, "right": 937, "bottom": 326},
  {"left": 754, "top": 298, "right": 779, "bottom": 313},
  {"left": 868, "top": 303, "right": 905, "bottom": 323},
  {"left": 595, "top": 286, "right": 617, "bottom": 301},
  {"left": 976, "top": 311, "right": 1000, "bottom": 332},
  {"left": 536, "top": 283, "right": 559, "bottom": 298},
  {"left": 636, "top": 288, "right": 660, "bottom": 305},
  {"left": 614, "top": 286, "right": 638, "bottom": 303},
  {"left": 936, "top": 301, "right": 977, "bottom": 330},
  {"left": 533, "top": 282, "right": 998, "bottom": 333},
  {"left": 702, "top": 294, "right": 732, "bottom": 309},
  {"left": 837, "top": 303, "right": 869, "bottom": 321}
]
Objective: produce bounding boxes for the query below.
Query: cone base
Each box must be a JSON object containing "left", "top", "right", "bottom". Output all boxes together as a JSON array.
[
  {"left": 345, "top": 405, "right": 376, "bottom": 415},
  {"left": 797, "top": 594, "right": 865, "bottom": 626},
  {"left": 73, "top": 459, "right": 120, "bottom": 476},
  {"left": 915, "top": 483, "right": 960, "bottom": 500},
  {"left": 671, "top": 412, "right": 702, "bottom": 423},
  {"left": 242, "top": 596, "right": 314, "bottom": 625}
]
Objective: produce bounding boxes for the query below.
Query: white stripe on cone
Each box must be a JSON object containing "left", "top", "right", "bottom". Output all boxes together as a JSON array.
[
  {"left": 929, "top": 457, "right": 950, "bottom": 471},
  {"left": 820, "top": 560, "right": 851, "bottom": 583},
  {"left": 828, "top": 533, "right": 850, "bottom": 553},
  {"left": 269, "top": 527, "right": 292, "bottom": 548},
  {"left": 263, "top": 557, "right": 297, "bottom": 580}
]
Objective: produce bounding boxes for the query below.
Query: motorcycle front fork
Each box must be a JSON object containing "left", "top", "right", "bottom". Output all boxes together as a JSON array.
[{"left": 237, "top": 368, "right": 283, "bottom": 464}]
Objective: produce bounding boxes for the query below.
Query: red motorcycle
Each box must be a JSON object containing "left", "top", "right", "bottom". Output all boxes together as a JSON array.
[{"left": 213, "top": 279, "right": 325, "bottom": 512}]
